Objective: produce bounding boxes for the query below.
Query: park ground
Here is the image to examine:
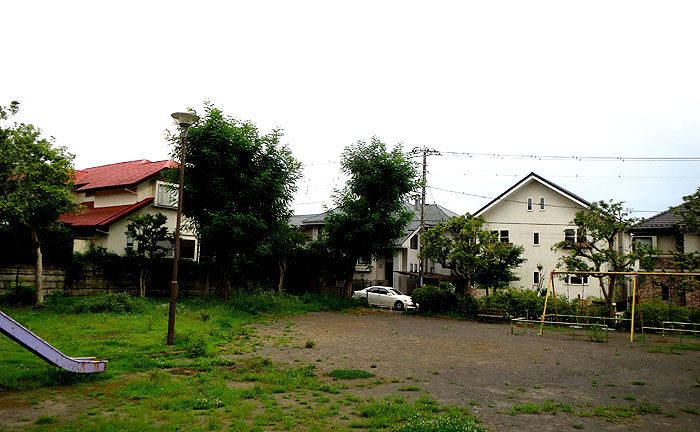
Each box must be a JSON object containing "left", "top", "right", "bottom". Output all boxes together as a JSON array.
[{"left": 1, "top": 304, "right": 699, "bottom": 431}]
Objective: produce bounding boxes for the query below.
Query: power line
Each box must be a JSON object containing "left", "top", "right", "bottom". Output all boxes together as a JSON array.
[
  {"left": 441, "top": 151, "right": 700, "bottom": 162},
  {"left": 450, "top": 173, "right": 700, "bottom": 180}
]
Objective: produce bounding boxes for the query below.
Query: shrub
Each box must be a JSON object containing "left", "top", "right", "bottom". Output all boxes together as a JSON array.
[
  {"left": 627, "top": 298, "right": 698, "bottom": 327},
  {"left": 72, "top": 292, "right": 145, "bottom": 314},
  {"left": 456, "top": 293, "right": 479, "bottom": 318},
  {"left": 186, "top": 333, "right": 209, "bottom": 358},
  {"left": 479, "top": 288, "right": 578, "bottom": 319},
  {"left": 0, "top": 284, "right": 37, "bottom": 307},
  {"left": 412, "top": 283, "right": 458, "bottom": 314}
]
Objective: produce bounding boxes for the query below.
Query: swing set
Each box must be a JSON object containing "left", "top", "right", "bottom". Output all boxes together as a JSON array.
[{"left": 538, "top": 270, "right": 700, "bottom": 342}]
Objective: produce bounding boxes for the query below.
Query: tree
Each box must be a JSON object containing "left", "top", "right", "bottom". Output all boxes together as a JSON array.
[
  {"left": 322, "top": 137, "right": 418, "bottom": 299},
  {"left": 553, "top": 200, "right": 656, "bottom": 316},
  {"left": 268, "top": 223, "right": 311, "bottom": 294},
  {"left": 0, "top": 102, "right": 80, "bottom": 303},
  {"left": 420, "top": 213, "right": 525, "bottom": 296},
  {"left": 174, "top": 104, "right": 301, "bottom": 298},
  {"left": 125, "top": 212, "right": 172, "bottom": 298},
  {"left": 672, "top": 187, "right": 700, "bottom": 290},
  {"left": 675, "top": 187, "right": 700, "bottom": 236}
]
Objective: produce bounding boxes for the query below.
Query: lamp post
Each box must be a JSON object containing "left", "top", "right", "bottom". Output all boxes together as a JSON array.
[{"left": 167, "top": 112, "right": 199, "bottom": 346}]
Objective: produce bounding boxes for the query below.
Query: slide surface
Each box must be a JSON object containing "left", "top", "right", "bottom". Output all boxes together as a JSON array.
[{"left": 0, "top": 310, "right": 107, "bottom": 373}]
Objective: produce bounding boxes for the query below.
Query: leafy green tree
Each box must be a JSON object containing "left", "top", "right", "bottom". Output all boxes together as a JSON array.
[
  {"left": 0, "top": 101, "right": 80, "bottom": 303},
  {"left": 322, "top": 137, "right": 418, "bottom": 299},
  {"left": 553, "top": 200, "right": 656, "bottom": 316},
  {"left": 675, "top": 187, "right": 700, "bottom": 236},
  {"left": 125, "top": 212, "right": 172, "bottom": 298},
  {"left": 420, "top": 213, "right": 525, "bottom": 296},
  {"left": 267, "top": 223, "right": 311, "bottom": 294},
  {"left": 174, "top": 104, "right": 301, "bottom": 298},
  {"left": 672, "top": 188, "right": 700, "bottom": 291}
]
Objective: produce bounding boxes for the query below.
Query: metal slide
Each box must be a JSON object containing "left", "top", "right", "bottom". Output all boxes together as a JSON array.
[{"left": 0, "top": 310, "right": 107, "bottom": 373}]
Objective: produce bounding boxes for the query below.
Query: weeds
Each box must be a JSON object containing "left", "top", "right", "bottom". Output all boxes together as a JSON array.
[{"left": 329, "top": 369, "right": 374, "bottom": 379}]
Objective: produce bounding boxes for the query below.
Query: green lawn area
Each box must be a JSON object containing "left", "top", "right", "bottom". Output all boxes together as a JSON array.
[{"left": 0, "top": 293, "right": 484, "bottom": 431}]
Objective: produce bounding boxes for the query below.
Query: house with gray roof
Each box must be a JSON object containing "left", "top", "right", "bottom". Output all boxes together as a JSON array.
[
  {"left": 630, "top": 208, "right": 700, "bottom": 307},
  {"left": 294, "top": 202, "right": 457, "bottom": 294}
]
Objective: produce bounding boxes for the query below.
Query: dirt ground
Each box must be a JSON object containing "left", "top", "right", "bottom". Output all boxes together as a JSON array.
[
  {"left": 1, "top": 309, "right": 699, "bottom": 431},
  {"left": 250, "top": 310, "right": 700, "bottom": 431}
]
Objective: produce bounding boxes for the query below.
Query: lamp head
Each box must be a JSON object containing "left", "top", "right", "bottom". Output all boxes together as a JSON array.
[{"left": 171, "top": 112, "right": 200, "bottom": 128}]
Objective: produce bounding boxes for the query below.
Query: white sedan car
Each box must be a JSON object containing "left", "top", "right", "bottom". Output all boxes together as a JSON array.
[{"left": 352, "top": 286, "right": 416, "bottom": 311}]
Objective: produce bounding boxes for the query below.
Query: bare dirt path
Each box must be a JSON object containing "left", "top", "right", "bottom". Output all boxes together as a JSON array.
[{"left": 249, "top": 310, "right": 700, "bottom": 431}]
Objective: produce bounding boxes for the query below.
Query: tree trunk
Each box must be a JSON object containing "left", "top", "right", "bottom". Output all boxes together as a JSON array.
[
  {"left": 218, "top": 267, "right": 231, "bottom": 300},
  {"left": 278, "top": 259, "right": 287, "bottom": 294},
  {"left": 600, "top": 274, "right": 616, "bottom": 317},
  {"left": 343, "top": 272, "right": 354, "bottom": 299},
  {"left": 454, "top": 278, "right": 466, "bottom": 297},
  {"left": 30, "top": 228, "right": 44, "bottom": 304},
  {"left": 139, "top": 267, "right": 151, "bottom": 298}
]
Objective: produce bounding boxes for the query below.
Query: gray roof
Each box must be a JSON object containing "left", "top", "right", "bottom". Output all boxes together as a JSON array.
[
  {"left": 397, "top": 203, "right": 458, "bottom": 245},
  {"left": 292, "top": 202, "right": 459, "bottom": 246},
  {"left": 631, "top": 208, "right": 683, "bottom": 232}
]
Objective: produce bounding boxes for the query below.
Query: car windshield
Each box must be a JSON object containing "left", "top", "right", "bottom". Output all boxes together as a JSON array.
[{"left": 388, "top": 289, "right": 403, "bottom": 296}]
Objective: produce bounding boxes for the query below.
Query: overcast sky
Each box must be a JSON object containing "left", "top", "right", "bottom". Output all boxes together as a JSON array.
[{"left": 4, "top": 1, "right": 700, "bottom": 218}]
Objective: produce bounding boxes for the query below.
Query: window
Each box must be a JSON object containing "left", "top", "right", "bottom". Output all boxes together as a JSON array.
[
  {"left": 357, "top": 257, "right": 369, "bottom": 265},
  {"left": 492, "top": 230, "right": 510, "bottom": 243},
  {"left": 633, "top": 236, "right": 653, "bottom": 247},
  {"left": 410, "top": 235, "right": 418, "bottom": 250},
  {"left": 126, "top": 235, "right": 134, "bottom": 250},
  {"left": 180, "top": 239, "right": 196, "bottom": 259},
  {"left": 566, "top": 275, "right": 589, "bottom": 285},
  {"left": 533, "top": 232, "right": 540, "bottom": 246},
  {"left": 156, "top": 181, "right": 178, "bottom": 208},
  {"left": 527, "top": 198, "right": 533, "bottom": 211},
  {"left": 539, "top": 197, "right": 545, "bottom": 210},
  {"left": 564, "top": 228, "right": 583, "bottom": 243},
  {"left": 410, "top": 263, "right": 414, "bottom": 272},
  {"left": 533, "top": 271, "right": 540, "bottom": 284}
]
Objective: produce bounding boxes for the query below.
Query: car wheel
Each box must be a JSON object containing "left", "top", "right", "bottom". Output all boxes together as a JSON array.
[{"left": 393, "top": 301, "right": 404, "bottom": 311}]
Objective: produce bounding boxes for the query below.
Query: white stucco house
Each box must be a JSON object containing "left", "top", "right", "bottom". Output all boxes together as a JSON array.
[
  {"left": 474, "top": 172, "right": 606, "bottom": 300},
  {"left": 60, "top": 159, "right": 198, "bottom": 259}
]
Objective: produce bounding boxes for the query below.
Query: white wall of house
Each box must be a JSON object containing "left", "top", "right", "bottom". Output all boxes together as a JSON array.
[{"left": 478, "top": 178, "right": 604, "bottom": 300}]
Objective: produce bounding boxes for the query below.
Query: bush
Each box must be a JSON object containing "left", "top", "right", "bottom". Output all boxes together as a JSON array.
[
  {"left": 412, "top": 283, "right": 458, "bottom": 314},
  {"left": 72, "top": 292, "right": 146, "bottom": 314},
  {"left": 479, "top": 288, "right": 543, "bottom": 318},
  {"left": 457, "top": 294, "right": 479, "bottom": 318},
  {"left": 0, "top": 284, "right": 37, "bottom": 307},
  {"left": 627, "top": 298, "right": 697, "bottom": 327}
]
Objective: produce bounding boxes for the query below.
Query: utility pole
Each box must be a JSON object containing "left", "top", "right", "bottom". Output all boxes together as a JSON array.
[{"left": 411, "top": 146, "right": 440, "bottom": 287}]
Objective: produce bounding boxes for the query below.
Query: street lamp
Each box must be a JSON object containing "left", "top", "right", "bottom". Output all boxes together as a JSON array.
[{"left": 167, "top": 111, "right": 199, "bottom": 346}]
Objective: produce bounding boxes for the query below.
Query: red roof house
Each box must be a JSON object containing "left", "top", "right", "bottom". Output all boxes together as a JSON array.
[{"left": 60, "top": 159, "right": 197, "bottom": 259}]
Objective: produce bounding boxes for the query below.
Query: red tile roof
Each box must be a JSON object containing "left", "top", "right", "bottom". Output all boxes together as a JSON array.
[
  {"left": 73, "top": 159, "right": 177, "bottom": 192},
  {"left": 60, "top": 198, "right": 154, "bottom": 227}
]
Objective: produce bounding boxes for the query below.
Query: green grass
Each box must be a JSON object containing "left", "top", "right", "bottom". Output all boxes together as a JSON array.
[
  {"left": 512, "top": 399, "right": 572, "bottom": 415},
  {"left": 328, "top": 369, "right": 375, "bottom": 379},
  {"left": 1, "top": 293, "right": 485, "bottom": 431}
]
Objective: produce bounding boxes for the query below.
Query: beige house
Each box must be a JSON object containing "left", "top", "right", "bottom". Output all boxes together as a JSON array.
[
  {"left": 60, "top": 159, "right": 198, "bottom": 259},
  {"left": 474, "top": 172, "right": 606, "bottom": 300},
  {"left": 295, "top": 203, "right": 456, "bottom": 294}
]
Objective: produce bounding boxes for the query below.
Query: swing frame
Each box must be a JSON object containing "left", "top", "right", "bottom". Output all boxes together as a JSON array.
[{"left": 539, "top": 270, "right": 700, "bottom": 341}]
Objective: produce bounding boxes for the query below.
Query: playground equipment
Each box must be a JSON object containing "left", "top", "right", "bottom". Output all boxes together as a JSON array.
[
  {"left": 0, "top": 310, "right": 107, "bottom": 373},
  {"left": 539, "top": 270, "right": 700, "bottom": 342}
]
